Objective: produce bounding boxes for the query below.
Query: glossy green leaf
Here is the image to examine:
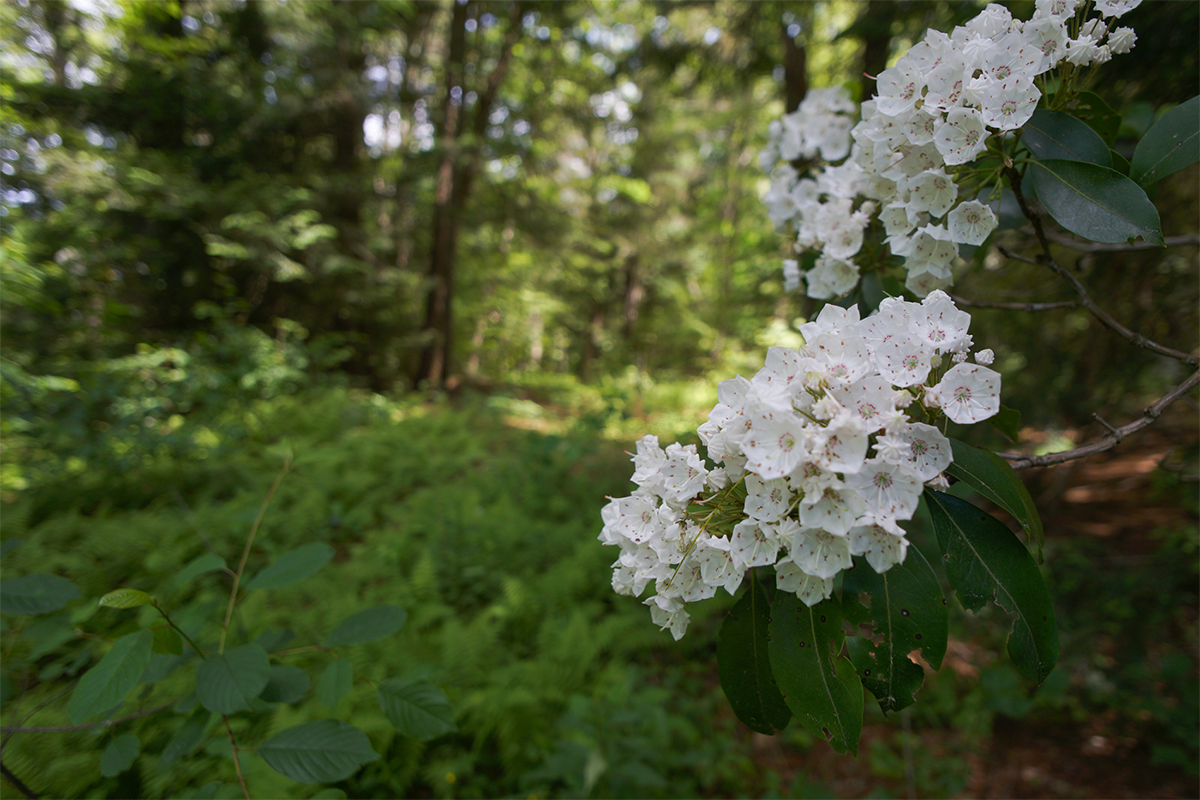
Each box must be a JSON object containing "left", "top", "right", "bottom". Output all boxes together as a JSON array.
[
  {"left": 323, "top": 605, "right": 407, "bottom": 647},
  {"left": 1023, "top": 109, "right": 1111, "bottom": 166},
  {"left": 378, "top": 678, "right": 456, "bottom": 740},
  {"left": 1028, "top": 159, "right": 1163, "bottom": 245},
  {"left": 173, "top": 553, "right": 227, "bottom": 587},
  {"left": 99, "top": 733, "right": 140, "bottom": 777},
  {"left": 260, "top": 664, "right": 310, "bottom": 704},
  {"left": 195, "top": 644, "right": 271, "bottom": 714},
  {"left": 152, "top": 626, "right": 183, "bottom": 656},
  {"left": 245, "top": 542, "right": 335, "bottom": 591},
  {"left": 67, "top": 630, "right": 154, "bottom": 724},
  {"left": 318, "top": 659, "right": 353, "bottom": 709},
  {"left": 1130, "top": 95, "right": 1199, "bottom": 186},
  {"left": 988, "top": 405, "right": 1021, "bottom": 444},
  {"left": 716, "top": 578, "right": 791, "bottom": 734},
  {"left": 768, "top": 594, "right": 863, "bottom": 754},
  {"left": 99, "top": 589, "right": 154, "bottom": 609},
  {"left": 927, "top": 491, "right": 1058, "bottom": 683},
  {"left": 1063, "top": 91, "right": 1121, "bottom": 146},
  {"left": 946, "top": 439, "right": 1044, "bottom": 559},
  {"left": 257, "top": 720, "right": 380, "bottom": 783},
  {"left": 161, "top": 709, "right": 212, "bottom": 765},
  {"left": 1110, "top": 149, "right": 1131, "bottom": 177},
  {"left": 842, "top": 548, "right": 947, "bottom": 715},
  {"left": 1, "top": 573, "right": 81, "bottom": 615}
]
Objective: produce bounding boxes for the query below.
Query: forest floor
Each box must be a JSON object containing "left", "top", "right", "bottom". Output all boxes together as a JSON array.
[{"left": 749, "top": 407, "right": 1199, "bottom": 799}]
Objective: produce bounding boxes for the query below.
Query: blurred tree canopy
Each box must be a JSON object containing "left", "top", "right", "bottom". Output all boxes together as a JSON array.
[{"left": 1, "top": 0, "right": 1195, "bottom": 451}]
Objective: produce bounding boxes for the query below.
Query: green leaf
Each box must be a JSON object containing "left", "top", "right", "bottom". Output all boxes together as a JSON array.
[
  {"left": 323, "top": 605, "right": 407, "bottom": 646},
  {"left": 946, "top": 439, "right": 1044, "bottom": 560},
  {"left": 987, "top": 404, "right": 1021, "bottom": 444},
  {"left": 173, "top": 553, "right": 227, "bottom": 587},
  {"left": 1, "top": 573, "right": 81, "bottom": 615},
  {"left": 1064, "top": 91, "right": 1121, "bottom": 146},
  {"left": 195, "top": 644, "right": 271, "bottom": 714},
  {"left": 245, "top": 543, "right": 335, "bottom": 591},
  {"left": 259, "top": 664, "right": 310, "bottom": 704},
  {"left": 768, "top": 594, "right": 863, "bottom": 755},
  {"left": 842, "top": 548, "right": 947, "bottom": 715},
  {"left": 257, "top": 720, "right": 380, "bottom": 784},
  {"left": 317, "top": 659, "right": 353, "bottom": 710},
  {"left": 312, "top": 790, "right": 348, "bottom": 800},
  {"left": 99, "top": 733, "right": 140, "bottom": 777},
  {"left": 377, "top": 678, "right": 456, "bottom": 740},
  {"left": 1109, "top": 149, "right": 1131, "bottom": 177},
  {"left": 1130, "top": 95, "right": 1200, "bottom": 186},
  {"left": 1028, "top": 159, "right": 1163, "bottom": 245},
  {"left": 67, "top": 630, "right": 154, "bottom": 724},
  {"left": 716, "top": 577, "right": 791, "bottom": 734},
  {"left": 152, "top": 626, "right": 183, "bottom": 656},
  {"left": 1023, "top": 109, "right": 1111, "bottom": 166},
  {"left": 98, "top": 589, "right": 154, "bottom": 609},
  {"left": 161, "top": 709, "right": 212, "bottom": 765},
  {"left": 927, "top": 491, "right": 1059, "bottom": 683}
]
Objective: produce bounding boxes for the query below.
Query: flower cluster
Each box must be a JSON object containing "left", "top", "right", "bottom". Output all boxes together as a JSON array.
[
  {"left": 761, "top": 0, "right": 1140, "bottom": 299},
  {"left": 599, "top": 292, "right": 1002, "bottom": 639}
]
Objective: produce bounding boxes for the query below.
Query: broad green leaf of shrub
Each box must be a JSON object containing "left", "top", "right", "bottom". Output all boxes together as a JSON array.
[
  {"left": 323, "top": 605, "right": 407, "bottom": 646},
  {"left": 842, "top": 548, "right": 947, "bottom": 715},
  {"left": 988, "top": 405, "right": 1021, "bottom": 444},
  {"left": 318, "top": 659, "right": 353, "bottom": 710},
  {"left": 1024, "top": 109, "right": 1111, "bottom": 166},
  {"left": 100, "top": 733, "right": 140, "bottom": 777},
  {"left": 946, "top": 439, "right": 1044, "bottom": 560},
  {"left": 67, "top": 630, "right": 154, "bottom": 724},
  {"left": 195, "top": 644, "right": 271, "bottom": 714},
  {"left": 245, "top": 542, "right": 335, "bottom": 591},
  {"left": 1, "top": 573, "right": 81, "bottom": 615},
  {"left": 173, "top": 553, "right": 227, "bottom": 587},
  {"left": 717, "top": 576, "right": 791, "bottom": 734},
  {"left": 927, "top": 491, "right": 1058, "bottom": 684},
  {"left": 257, "top": 720, "right": 380, "bottom": 783},
  {"left": 161, "top": 709, "right": 212, "bottom": 765},
  {"left": 1063, "top": 90, "right": 1121, "bottom": 146},
  {"left": 768, "top": 594, "right": 863, "bottom": 755},
  {"left": 1027, "top": 159, "right": 1163, "bottom": 245},
  {"left": 1131, "top": 95, "right": 1200, "bottom": 186},
  {"left": 152, "top": 626, "right": 183, "bottom": 656},
  {"left": 260, "top": 664, "right": 310, "bottom": 704},
  {"left": 378, "top": 678, "right": 457, "bottom": 740},
  {"left": 99, "top": 589, "right": 154, "bottom": 609}
]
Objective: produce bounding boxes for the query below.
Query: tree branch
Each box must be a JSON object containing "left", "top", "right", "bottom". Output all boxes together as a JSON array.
[
  {"left": 1, "top": 761, "right": 37, "bottom": 799},
  {"left": 1001, "top": 369, "right": 1200, "bottom": 469},
  {"left": 950, "top": 294, "right": 1078, "bottom": 312}
]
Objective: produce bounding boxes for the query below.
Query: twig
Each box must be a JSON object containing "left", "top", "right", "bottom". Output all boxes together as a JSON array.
[
  {"left": 220, "top": 457, "right": 290, "bottom": 653},
  {"left": 1001, "top": 369, "right": 1200, "bottom": 469},
  {"left": 950, "top": 294, "right": 1078, "bottom": 312},
  {"left": 222, "top": 715, "right": 251, "bottom": 800},
  {"left": 1, "top": 761, "right": 37, "bottom": 799},
  {"left": 0, "top": 702, "right": 174, "bottom": 733}
]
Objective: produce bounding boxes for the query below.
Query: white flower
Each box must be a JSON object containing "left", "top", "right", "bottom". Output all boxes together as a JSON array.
[
  {"left": 730, "top": 519, "right": 781, "bottom": 568},
  {"left": 947, "top": 200, "right": 999, "bottom": 245},
  {"left": 934, "top": 107, "right": 989, "bottom": 165},
  {"left": 926, "top": 363, "right": 1002, "bottom": 423},
  {"left": 774, "top": 553, "right": 834, "bottom": 605},
  {"left": 908, "top": 168, "right": 958, "bottom": 218},
  {"left": 789, "top": 527, "right": 853, "bottom": 579},
  {"left": 1108, "top": 26, "right": 1137, "bottom": 54},
  {"left": 979, "top": 78, "right": 1041, "bottom": 130},
  {"left": 845, "top": 459, "right": 924, "bottom": 521},
  {"left": 848, "top": 518, "right": 910, "bottom": 573},
  {"left": 645, "top": 595, "right": 690, "bottom": 640},
  {"left": 783, "top": 258, "right": 803, "bottom": 293},
  {"left": 975, "top": 348, "right": 995, "bottom": 365},
  {"left": 1095, "top": 0, "right": 1141, "bottom": 18},
  {"left": 896, "top": 422, "right": 953, "bottom": 481}
]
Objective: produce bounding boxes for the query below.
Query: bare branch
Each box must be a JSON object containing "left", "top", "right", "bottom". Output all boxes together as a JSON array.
[
  {"left": 1001, "top": 369, "right": 1200, "bottom": 470},
  {"left": 951, "top": 294, "right": 1078, "bottom": 312}
]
